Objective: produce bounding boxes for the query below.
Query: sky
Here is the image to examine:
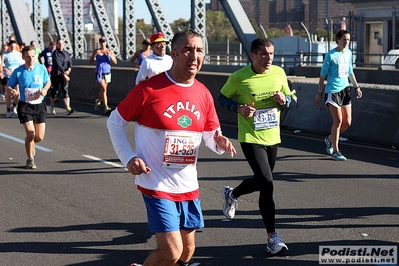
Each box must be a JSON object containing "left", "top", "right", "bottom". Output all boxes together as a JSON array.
[{"left": 24, "top": 0, "right": 210, "bottom": 24}]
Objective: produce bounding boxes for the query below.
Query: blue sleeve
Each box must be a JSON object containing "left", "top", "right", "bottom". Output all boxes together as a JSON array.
[
  {"left": 6, "top": 69, "right": 18, "bottom": 87},
  {"left": 217, "top": 92, "right": 239, "bottom": 113}
]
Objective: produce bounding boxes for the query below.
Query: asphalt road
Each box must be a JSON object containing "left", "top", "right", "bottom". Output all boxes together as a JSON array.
[{"left": 0, "top": 99, "right": 398, "bottom": 266}]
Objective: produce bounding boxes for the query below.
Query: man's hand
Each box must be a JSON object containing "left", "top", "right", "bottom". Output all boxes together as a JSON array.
[
  {"left": 214, "top": 130, "right": 236, "bottom": 157},
  {"left": 6, "top": 87, "right": 19, "bottom": 97},
  {"left": 126, "top": 157, "right": 151, "bottom": 175},
  {"left": 273, "top": 92, "right": 286, "bottom": 105},
  {"left": 237, "top": 102, "right": 256, "bottom": 117}
]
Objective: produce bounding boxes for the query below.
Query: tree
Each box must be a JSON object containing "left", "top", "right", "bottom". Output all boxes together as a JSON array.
[
  {"left": 43, "top": 17, "right": 49, "bottom": 33},
  {"left": 170, "top": 18, "right": 190, "bottom": 32},
  {"left": 205, "top": 10, "right": 236, "bottom": 41}
]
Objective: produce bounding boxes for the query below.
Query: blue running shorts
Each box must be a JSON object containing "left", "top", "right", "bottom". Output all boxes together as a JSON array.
[{"left": 142, "top": 194, "right": 204, "bottom": 233}]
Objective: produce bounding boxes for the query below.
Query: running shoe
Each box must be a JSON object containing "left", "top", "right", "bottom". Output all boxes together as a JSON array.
[
  {"left": 6, "top": 111, "right": 12, "bottom": 118},
  {"left": 11, "top": 106, "right": 17, "bottom": 116},
  {"left": 332, "top": 151, "right": 346, "bottom": 161},
  {"left": 324, "top": 136, "right": 333, "bottom": 155},
  {"left": 0, "top": 93, "right": 5, "bottom": 100},
  {"left": 266, "top": 232, "right": 288, "bottom": 255},
  {"left": 94, "top": 99, "right": 100, "bottom": 111},
  {"left": 26, "top": 158, "right": 37, "bottom": 169},
  {"left": 221, "top": 186, "right": 237, "bottom": 219},
  {"left": 66, "top": 108, "right": 74, "bottom": 116},
  {"left": 104, "top": 107, "right": 112, "bottom": 116},
  {"left": 50, "top": 106, "right": 56, "bottom": 115},
  {"left": 129, "top": 264, "right": 142, "bottom": 266}
]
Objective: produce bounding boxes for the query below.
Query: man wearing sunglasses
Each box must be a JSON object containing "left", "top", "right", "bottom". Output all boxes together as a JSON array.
[{"left": 135, "top": 32, "right": 173, "bottom": 85}]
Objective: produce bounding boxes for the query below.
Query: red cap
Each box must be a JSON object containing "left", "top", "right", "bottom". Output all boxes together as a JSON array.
[{"left": 150, "top": 32, "right": 169, "bottom": 44}]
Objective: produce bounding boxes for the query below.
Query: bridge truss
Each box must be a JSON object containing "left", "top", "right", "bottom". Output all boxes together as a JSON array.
[{"left": 0, "top": 0, "right": 256, "bottom": 61}]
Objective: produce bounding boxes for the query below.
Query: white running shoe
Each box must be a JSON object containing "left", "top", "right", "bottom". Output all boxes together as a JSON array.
[
  {"left": 324, "top": 136, "right": 333, "bottom": 155},
  {"left": 50, "top": 106, "right": 56, "bottom": 115},
  {"left": 221, "top": 186, "right": 237, "bottom": 219},
  {"left": 6, "top": 111, "right": 12, "bottom": 118},
  {"left": 11, "top": 106, "right": 17, "bottom": 116},
  {"left": 266, "top": 232, "right": 288, "bottom": 255}
]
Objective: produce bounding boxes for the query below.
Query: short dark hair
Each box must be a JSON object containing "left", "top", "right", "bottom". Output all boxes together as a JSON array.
[
  {"left": 250, "top": 38, "right": 274, "bottom": 53},
  {"left": 335, "top": 30, "right": 350, "bottom": 44},
  {"left": 22, "top": 45, "right": 35, "bottom": 56},
  {"left": 171, "top": 29, "right": 202, "bottom": 51}
]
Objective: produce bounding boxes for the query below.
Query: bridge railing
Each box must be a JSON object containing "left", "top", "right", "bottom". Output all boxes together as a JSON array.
[{"left": 202, "top": 52, "right": 399, "bottom": 70}]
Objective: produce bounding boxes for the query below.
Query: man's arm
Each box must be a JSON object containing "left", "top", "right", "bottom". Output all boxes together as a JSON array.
[
  {"left": 203, "top": 128, "right": 236, "bottom": 157},
  {"left": 106, "top": 108, "right": 137, "bottom": 167},
  {"left": 40, "top": 80, "right": 52, "bottom": 96},
  {"left": 65, "top": 52, "right": 73, "bottom": 75}
]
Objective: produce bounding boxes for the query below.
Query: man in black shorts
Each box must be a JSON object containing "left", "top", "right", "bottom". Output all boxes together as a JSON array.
[
  {"left": 51, "top": 38, "right": 73, "bottom": 115},
  {"left": 6, "top": 46, "right": 51, "bottom": 169}
]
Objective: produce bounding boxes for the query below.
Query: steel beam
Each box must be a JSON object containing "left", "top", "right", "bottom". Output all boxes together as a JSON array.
[
  {"left": 5, "top": 0, "right": 37, "bottom": 45},
  {"left": 219, "top": 0, "right": 257, "bottom": 61},
  {"left": 145, "top": 0, "right": 174, "bottom": 41},
  {"left": 33, "top": 0, "right": 43, "bottom": 49},
  {"left": 1, "top": 0, "right": 12, "bottom": 44},
  {"left": 123, "top": 0, "right": 136, "bottom": 60},
  {"left": 48, "top": 0, "right": 73, "bottom": 53},
  {"left": 73, "top": 0, "right": 85, "bottom": 59},
  {"left": 90, "top": 0, "right": 121, "bottom": 58}
]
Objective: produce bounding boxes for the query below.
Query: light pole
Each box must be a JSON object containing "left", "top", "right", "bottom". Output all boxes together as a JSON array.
[
  {"left": 325, "top": 18, "right": 330, "bottom": 51},
  {"left": 300, "top": 22, "right": 312, "bottom": 64}
]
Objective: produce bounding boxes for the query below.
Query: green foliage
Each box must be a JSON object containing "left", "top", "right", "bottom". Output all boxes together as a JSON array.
[
  {"left": 314, "top": 28, "right": 327, "bottom": 39},
  {"left": 43, "top": 17, "right": 49, "bottom": 33},
  {"left": 170, "top": 18, "right": 190, "bottom": 32},
  {"left": 265, "top": 28, "right": 285, "bottom": 39},
  {"left": 205, "top": 10, "right": 237, "bottom": 41}
]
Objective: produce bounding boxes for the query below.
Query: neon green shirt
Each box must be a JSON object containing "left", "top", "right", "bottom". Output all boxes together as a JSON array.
[{"left": 220, "top": 65, "right": 291, "bottom": 145}]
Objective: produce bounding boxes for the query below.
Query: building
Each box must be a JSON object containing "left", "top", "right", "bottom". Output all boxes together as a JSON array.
[
  {"left": 337, "top": 0, "right": 399, "bottom": 67},
  {"left": 210, "top": 0, "right": 354, "bottom": 33},
  {"left": 49, "top": 0, "right": 118, "bottom": 34}
]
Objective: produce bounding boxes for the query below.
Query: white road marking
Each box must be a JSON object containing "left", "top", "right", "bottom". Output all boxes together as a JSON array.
[
  {"left": 0, "top": 132, "right": 53, "bottom": 152},
  {"left": 82, "top": 154, "right": 126, "bottom": 169}
]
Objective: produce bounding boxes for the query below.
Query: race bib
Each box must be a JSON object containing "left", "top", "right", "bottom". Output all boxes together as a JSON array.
[
  {"left": 253, "top": 108, "right": 279, "bottom": 130},
  {"left": 162, "top": 133, "right": 201, "bottom": 169},
  {"left": 338, "top": 63, "right": 349, "bottom": 78},
  {"left": 24, "top": 88, "right": 42, "bottom": 105}
]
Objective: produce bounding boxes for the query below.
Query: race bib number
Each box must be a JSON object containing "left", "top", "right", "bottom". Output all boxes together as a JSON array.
[
  {"left": 338, "top": 63, "right": 349, "bottom": 78},
  {"left": 24, "top": 88, "right": 42, "bottom": 105},
  {"left": 253, "top": 108, "right": 278, "bottom": 130},
  {"left": 163, "top": 133, "right": 201, "bottom": 169}
]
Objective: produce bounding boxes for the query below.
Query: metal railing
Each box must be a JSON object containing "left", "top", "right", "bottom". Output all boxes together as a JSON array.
[{"left": 202, "top": 52, "right": 399, "bottom": 70}]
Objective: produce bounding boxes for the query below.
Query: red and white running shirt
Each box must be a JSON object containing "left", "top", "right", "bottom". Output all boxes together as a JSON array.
[{"left": 107, "top": 72, "right": 223, "bottom": 201}]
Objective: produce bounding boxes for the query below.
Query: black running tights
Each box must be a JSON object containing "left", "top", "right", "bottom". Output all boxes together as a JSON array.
[{"left": 232, "top": 142, "right": 278, "bottom": 233}]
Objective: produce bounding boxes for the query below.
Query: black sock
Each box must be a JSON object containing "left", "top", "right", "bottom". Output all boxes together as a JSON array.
[{"left": 177, "top": 260, "right": 191, "bottom": 266}]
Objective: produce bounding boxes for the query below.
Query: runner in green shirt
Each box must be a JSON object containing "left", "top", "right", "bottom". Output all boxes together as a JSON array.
[{"left": 218, "top": 37, "right": 296, "bottom": 255}]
